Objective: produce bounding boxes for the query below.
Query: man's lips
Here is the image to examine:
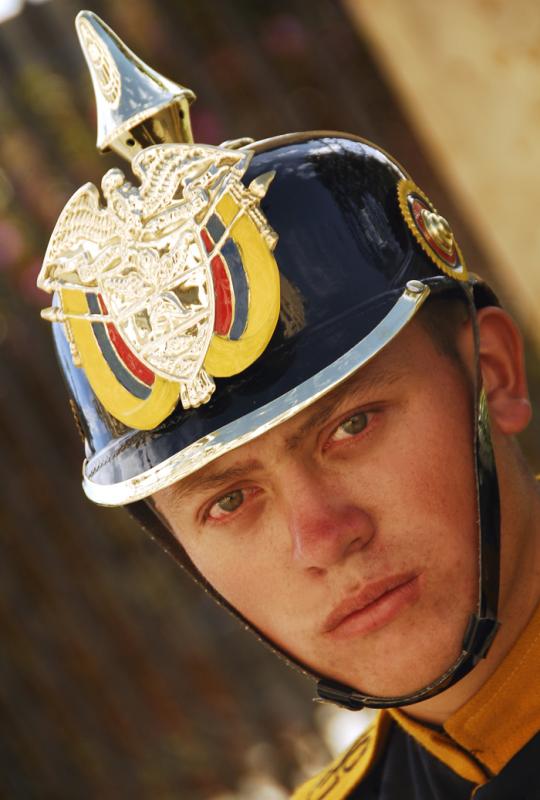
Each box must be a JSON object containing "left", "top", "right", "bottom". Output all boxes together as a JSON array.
[{"left": 322, "top": 572, "right": 420, "bottom": 638}]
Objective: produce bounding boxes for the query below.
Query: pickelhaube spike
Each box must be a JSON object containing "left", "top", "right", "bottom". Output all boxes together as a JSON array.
[{"left": 75, "top": 10, "right": 195, "bottom": 162}]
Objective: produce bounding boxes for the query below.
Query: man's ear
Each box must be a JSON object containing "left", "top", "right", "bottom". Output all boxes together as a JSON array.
[{"left": 472, "top": 307, "right": 532, "bottom": 435}]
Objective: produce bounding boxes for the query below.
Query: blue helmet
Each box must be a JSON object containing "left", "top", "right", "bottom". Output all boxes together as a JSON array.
[{"left": 39, "top": 11, "right": 500, "bottom": 710}]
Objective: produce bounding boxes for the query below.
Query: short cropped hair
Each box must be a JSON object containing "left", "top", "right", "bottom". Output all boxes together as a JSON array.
[{"left": 418, "top": 292, "right": 470, "bottom": 362}]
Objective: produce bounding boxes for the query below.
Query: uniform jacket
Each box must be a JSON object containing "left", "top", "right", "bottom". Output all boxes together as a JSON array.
[{"left": 292, "top": 600, "right": 540, "bottom": 799}]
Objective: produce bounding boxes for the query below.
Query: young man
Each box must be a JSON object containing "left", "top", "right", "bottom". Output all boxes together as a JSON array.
[{"left": 39, "top": 11, "right": 540, "bottom": 799}]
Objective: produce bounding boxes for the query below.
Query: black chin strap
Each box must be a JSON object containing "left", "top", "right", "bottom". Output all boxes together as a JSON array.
[{"left": 317, "top": 285, "right": 501, "bottom": 710}]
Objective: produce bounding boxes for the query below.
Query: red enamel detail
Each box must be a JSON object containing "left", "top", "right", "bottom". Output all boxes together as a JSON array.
[
  {"left": 411, "top": 198, "right": 458, "bottom": 267},
  {"left": 201, "top": 228, "right": 233, "bottom": 336},
  {"left": 97, "top": 295, "right": 155, "bottom": 386}
]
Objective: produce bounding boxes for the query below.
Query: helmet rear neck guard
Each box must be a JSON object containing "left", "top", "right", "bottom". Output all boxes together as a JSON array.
[{"left": 41, "top": 12, "right": 502, "bottom": 710}]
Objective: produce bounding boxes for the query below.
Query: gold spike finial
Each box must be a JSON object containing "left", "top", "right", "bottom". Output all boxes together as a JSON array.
[{"left": 75, "top": 10, "right": 195, "bottom": 162}]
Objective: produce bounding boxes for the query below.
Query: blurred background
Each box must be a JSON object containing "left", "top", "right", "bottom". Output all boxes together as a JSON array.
[{"left": 0, "top": 0, "right": 538, "bottom": 797}]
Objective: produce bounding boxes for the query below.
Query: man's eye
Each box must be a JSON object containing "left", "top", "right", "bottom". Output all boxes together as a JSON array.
[
  {"left": 208, "top": 489, "right": 245, "bottom": 520},
  {"left": 331, "top": 411, "right": 369, "bottom": 442}
]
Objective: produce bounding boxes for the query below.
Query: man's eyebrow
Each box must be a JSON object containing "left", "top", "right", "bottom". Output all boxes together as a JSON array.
[
  {"left": 166, "top": 459, "right": 263, "bottom": 503},
  {"left": 284, "top": 365, "right": 402, "bottom": 451}
]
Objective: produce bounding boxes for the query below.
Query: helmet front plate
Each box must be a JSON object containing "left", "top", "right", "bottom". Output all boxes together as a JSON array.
[{"left": 39, "top": 144, "right": 280, "bottom": 428}]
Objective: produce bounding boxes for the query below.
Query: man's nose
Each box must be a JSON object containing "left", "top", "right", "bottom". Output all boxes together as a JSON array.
[{"left": 283, "top": 469, "right": 375, "bottom": 572}]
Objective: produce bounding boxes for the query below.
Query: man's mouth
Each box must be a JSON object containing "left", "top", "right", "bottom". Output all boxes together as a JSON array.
[{"left": 322, "top": 572, "right": 420, "bottom": 639}]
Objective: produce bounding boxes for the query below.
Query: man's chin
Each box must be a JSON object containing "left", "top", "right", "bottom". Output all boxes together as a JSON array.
[{"left": 320, "top": 638, "right": 467, "bottom": 700}]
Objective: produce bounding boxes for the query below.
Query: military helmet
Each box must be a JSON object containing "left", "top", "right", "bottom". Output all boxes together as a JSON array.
[{"left": 39, "top": 11, "right": 501, "bottom": 710}]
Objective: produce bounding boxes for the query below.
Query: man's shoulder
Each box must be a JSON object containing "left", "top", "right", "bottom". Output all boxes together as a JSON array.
[{"left": 291, "top": 712, "right": 392, "bottom": 800}]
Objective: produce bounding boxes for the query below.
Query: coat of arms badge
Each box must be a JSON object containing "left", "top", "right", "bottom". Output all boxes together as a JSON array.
[{"left": 37, "top": 12, "right": 280, "bottom": 430}]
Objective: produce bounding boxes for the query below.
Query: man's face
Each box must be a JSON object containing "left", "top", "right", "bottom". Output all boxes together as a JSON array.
[{"left": 154, "top": 319, "right": 478, "bottom": 698}]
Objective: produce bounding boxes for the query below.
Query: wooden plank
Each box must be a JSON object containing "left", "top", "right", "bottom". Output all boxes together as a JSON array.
[{"left": 344, "top": 0, "right": 540, "bottom": 347}]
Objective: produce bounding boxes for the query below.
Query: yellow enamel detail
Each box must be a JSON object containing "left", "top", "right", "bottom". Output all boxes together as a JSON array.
[
  {"left": 61, "top": 288, "right": 180, "bottom": 430},
  {"left": 204, "top": 191, "right": 281, "bottom": 377}
]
